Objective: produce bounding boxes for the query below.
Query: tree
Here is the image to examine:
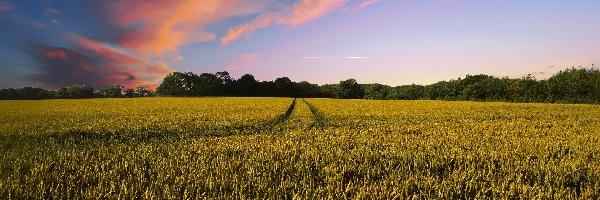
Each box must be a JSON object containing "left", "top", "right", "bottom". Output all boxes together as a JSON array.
[
  {"left": 147, "top": 66, "right": 600, "bottom": 102},
  {"left": 156, "top": 72, "right": 194, "bottom": 96},
  {"left": 100, "top": 84, "right": 124, "bottom": 98},
  {"left": 318, "top": 84, "right": 337, "bottom": 98},
  {"left": 195, "top": 73, "right": 222, "bottom": 96},
  {"left": 460, "top": 75, "right": 507, "bottom": 101},
  {"left": 135, "top": 86, "right": 153, "bottom": 97},
  {"left": 257, "top": 81, "right": 276, "bottom": 97},
  {"left": 424, "top": 81, "right": 451, "bottom": 100},
  {"left": 274, "top": 77, "right": 296, "bottom": 97},
  {"left": 123, "top": 89, "right": 135, "bottom": 98},
  {"left": 335, "top": 79, "right": 363, "bottom": 99},
  {"left": 364, "top": 84, "right": 390, "bottom": 100},
  {"left": 388, "top": 84, "right": 425, "bottom": 100},
  {"left": 296, "top": 81, "right": 321, "bottom": 98},
  {"left": 64, "top": 85, "right": 95, "bottom": 98},
  {"left": 54, "top": 87, "right": 68, "bottom": 99},
  {"left": 236, "top": 74, "right": 258, "bottom": 96},
  {"left": 216, "top": 71, "right": 235, "bottom": 96},
  {"left": 506, "top": 75, "right": 543, "bottom": 102},
  {"left": 0, "top": 88, "right": 17, "bottom": 100},
  {"left": 0, "top": 87, "right": 50, "bottom": 100},
  {"left": 547, "top": 67, "right": 600, "bottom": 103}
]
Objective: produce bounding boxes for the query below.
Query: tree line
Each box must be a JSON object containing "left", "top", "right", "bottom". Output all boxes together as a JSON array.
[
  {"left": 2, "top": 67, "right": 600, "bottom": 104},
  {"left": 0, "top": 84, "right": 154, "bottom": 100},
  {"left": 366, "top": 67, "right": 600, "bottom": 104}
]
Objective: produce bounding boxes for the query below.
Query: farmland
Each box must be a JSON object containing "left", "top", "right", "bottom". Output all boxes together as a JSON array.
[{"left": 1, "top": 98, "right": 600, "bottom": 199}]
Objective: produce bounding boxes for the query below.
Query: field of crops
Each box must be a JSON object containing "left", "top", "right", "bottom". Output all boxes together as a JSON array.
[{"left": 1, "top": 97, "right": 600, "bottom": 199}]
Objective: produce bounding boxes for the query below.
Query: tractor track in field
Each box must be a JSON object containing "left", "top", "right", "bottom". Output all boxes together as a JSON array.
[
  {"left": 265, "top": 98, "right": 328, "bottom": 131},
  {"left": 0, "top": 98, "right": 312, "bottom": 146},
  {"left": 268, "top": 98, "right": 296, "bottom": 126},
  {"left": 302, "top": 99, "right": 327, "bottom": 129},
  {"left": 263, "top": 98, "right": 297, "bottom": 132}
]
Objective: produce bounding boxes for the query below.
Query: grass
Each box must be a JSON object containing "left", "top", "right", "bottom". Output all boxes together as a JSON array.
[{"left": 1, "top": 98, "right": 599, "bottom": 199}]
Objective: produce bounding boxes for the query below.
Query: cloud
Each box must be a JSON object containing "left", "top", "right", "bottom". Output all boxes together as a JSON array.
[
  {"left": 277, "top": 0, "right": 347, "bottom": 27},
  {"left": 43, "top": 8, "right": 63, "bottom": 26},
  {"left": 342, "top": 0, "right": 379, "bottom": 13},
  {"left": 303, "top": 56, "right": 372, "bottom": 59},
  {"left": 5, "top": 1, "right": 369, "bottom": 89},
  {"left": 0, "top": 1, "right": 12, "bottom": 11},
  {"left": 221, "top": 12, "right": 276, "bottom": 46},
  {"left": 16, "top": 0, "right": 267, "bottom": 89},
  {"left": 50, "top": 18, "right": 62, "bottom": 25},
  {"left": 44, "top": 8, "right": 61, "bottom": 17},
  {"left": 30, "top": 20, "right": 46, "bottom": 28},
  {"left": 45, "top": 49, "right": 68, "bottom": 59},
  {"left": 21, "top": 32, "right": 173, "bottom": 90},
  {"left": 67, "top": 33, "right": 173, "bottom": 89},
  {"left": 227, "top": 53, "right": 259, "bottom": 71},
  {"left": 26, "top": 45, "right": 129, "bottom": 88},
  {"left": 0, "top": 1, "right": 168, "bottom": 89},
  {"left": 111, "top": 0, "right": 266, "bottom": 57},
  {"left": 220, "top": 0, "right": 347, "bottom": 46},
  {"left": 171, "top": 55, "right": 184, "bottom": 62}
]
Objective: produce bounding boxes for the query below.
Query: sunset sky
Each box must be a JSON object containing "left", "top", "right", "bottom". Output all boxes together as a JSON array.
[{"left": 1, "top": 0, "right": 599, "bottom": 89}]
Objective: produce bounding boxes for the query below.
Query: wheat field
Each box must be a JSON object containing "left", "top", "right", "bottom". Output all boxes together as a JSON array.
[{"left": 1, "top": 98, "right": 599, "bottom": 199}]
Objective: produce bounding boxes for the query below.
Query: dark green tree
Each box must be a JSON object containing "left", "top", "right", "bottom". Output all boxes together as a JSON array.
[
  {"left": 460, "top": 75, "right": 507, "bottom": 101},
  {"left": 0, "top": 88, "right": 18, "bottom": 100},
  {"left": 236, "top": 74, "right": 258, "bottom": 96},
  {"left": 318, "top": 84, "right": 337, "bottom": 98},
  {"left": 195, "top": 73, "right": 222, "bottom": 96},
  {"left": 547, "top": 67, "right": 600, "bottom": 103},
  {"left": 100, "top": 84, "right": 124, "bottom": 98},
  {"left": 388, "top": 84, "right": 425, "bottom": 100},
  {"left": 364, "top": 84, "right": 390, "bottom": 100},
  {"left": 296, "top": 81, "right": 321, "bottom": 97},
  {"left": 64, "top": 85, "right": 95, "bottom": 98},
  {"left": 274, "top": 77, "right": 296, "bottom": 97},
  {"left": 335, "top": 79, "right": 363, "bottom": 99},
  {"left": 156, "top": 72, "right": 194, "bottom": 96},
  {"left": 124, "top": 89, "right": 135, "bottom": 98},
  {"left": 135, "top": 86, "right": 153, "bottom": 97},
  {"left": 216, "top": 71, "right": 235, "bottom": 96}
]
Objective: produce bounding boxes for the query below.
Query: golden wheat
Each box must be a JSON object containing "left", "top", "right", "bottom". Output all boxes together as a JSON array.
[{"left": 1, "top": 98, "right": 599, "bottom": 199}]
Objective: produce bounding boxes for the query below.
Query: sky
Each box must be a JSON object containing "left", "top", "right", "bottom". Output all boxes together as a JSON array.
[{"left": 1, "top": 0, "right": 599, "bottom": 89}]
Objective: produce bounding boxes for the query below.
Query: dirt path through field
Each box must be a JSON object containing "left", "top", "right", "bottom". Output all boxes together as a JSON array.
[{"left": 301, "top": 99, "right": 327, "bottom": 129}]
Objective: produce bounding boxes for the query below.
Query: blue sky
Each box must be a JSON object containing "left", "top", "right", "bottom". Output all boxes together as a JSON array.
[{"left": 1, "top": 0, "right": 599, "bottom": 89}]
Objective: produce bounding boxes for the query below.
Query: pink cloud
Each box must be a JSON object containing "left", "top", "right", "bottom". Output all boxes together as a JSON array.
[
  {"left": 112, "top": 0, "right": 266, "bottom": 57},
  {"left": 227, "top": 53, "right": 259, "bottom": 71},
  {"left": 343, "top": 0, "right": 379, "bottom": 13},
  {"left": 221, "top": 12, "right": 276, "bottom": 46},
  {"left": 48, "top": 0, "right": 272, "bottom": 88},
  {"left": 221, "top": 0, "right": 348, "bottom": 46},
  {"left": 33, "top": 45, "right": 141, "bottom": 89},
  {"left": 45, "top": 50, "right": 68, "bottom": 60},
  {"left": 304, "top": 56, "right": 372, "bottom": 59},
  {"left": 41, "top": 48, "right": 95, "bottom": 73},
  {"left": 171, "top": 55, "right": 184, "bottom": 62},
  {"left": 68, "top": 33, "right": 173, "bottom": 89},
  {"left": 277, "top": 0, "right": 347, "bottom": 27}
]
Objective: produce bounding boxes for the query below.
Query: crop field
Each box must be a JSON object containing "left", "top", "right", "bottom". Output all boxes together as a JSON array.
[{"left": 1, "top": 98, "right": 600, "bottom": 199}]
